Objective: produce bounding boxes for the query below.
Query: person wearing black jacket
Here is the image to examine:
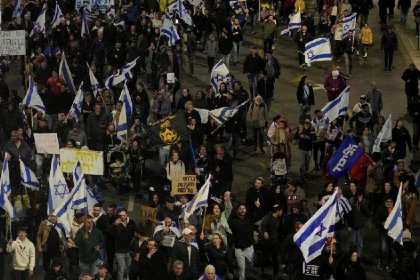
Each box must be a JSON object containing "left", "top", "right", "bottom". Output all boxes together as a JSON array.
[
  {"left": 281, "top": 222, "right": 305, "bottom": 280},
  {"left": 170, "top": 228, "right": 201, "bottom": 280},
  {"left": 204, "top": 232, "right": 233, "bottom": 279},
  {"left": 243, "top": 46, "right": 264, "bottom": 98},
  {"left": 228, "top": 203, "right": 263, "bottom": 280},
  {"left": 392, "top": 118, "right": 412, "bottom": 159},
  {"left": 381, "top": 26, "right": 398, "bottom": 71},
  {"left": 0, "top": 234, "right": 6, "bottom": 280},
  {"left": 401, "top": 63, "right": 420, "bottom": 110},
  {"left": 139, "top": 239, "right": 168, "bottom": 280},
  {"left": 294, "top": 25, "right": 313, "bottom": 68},
  {"left": 342, "top": 30, "right": 359, "bottom": 76},
  {"left": 44, "top": 258, "right": 68, "bottom": 280},
  {"left": 245, "top": 177, "right": 272, "bottom": 214},
  {"left": 409, "top": 95, "right": 420, "bottom": 148},
  {"left": 296, "top": 76, "right": 315, "bottom": 116},
  {"left": 349, "top": 104, "right": 373, "bottom": 136},
  {"left": 218, "top": 31, "right": 233, "bottom": 68},
  {"left": 256, "top": 71, "right": 274, "bottom": 110},
  {"left": 299, "top": 120, "right": 316, "bottom": 179}
]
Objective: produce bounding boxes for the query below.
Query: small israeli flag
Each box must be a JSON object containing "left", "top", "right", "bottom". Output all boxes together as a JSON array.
[
  {"left": 280, "top": 12, "right": 301, "bottom": 35},
  {"left": 209, "top": 100, "right": 249, "bottom": 125},
  {"left": 22, "top": 77, "right": 46, "bottom": 114},
  {"left": 0, "top": 153, "right": 11, "bottom": 196},
  {"left": 19, "top": 159, "right": 40, "bottom": 191},
  {"left": 210, "top": 59, "right": 231, "bottom": 95},
  {"left": 384, "top": 183, "right": 404, "bottom": 245},
  {"left": 372, "top": 114, "right": 392, "bottom": 153},
  {"left": 161, "top": 14, "right": 181, "bottom": 47},
  {"left": 117, "top": 97, "right": 129, "bottom": 142},
  {"left": 48, "top": 155, "right": 69, "bottom": 213},
  {"left": 87, "top": 63, "right": 102, "bottom": 98},
  {"left": 68, "top": 83, "right": 84, "bottom": 120},
  {"left": 105, "top": 57, "right": 139, "bottom": 88},
  {"left": 304, "top": 38, "right": 332, "bottom": 66},
  {"left": 13, "top": 0, "right": 23, "bottom": 19},
  {"left": 51, "top": 1, "right": 64, "bottom": 28},
  {"left": 342, "top": 13, "right": 357, "bottom": 38},
  {"left": 321, "top": 86, "right": 350, "bottom": 123}
]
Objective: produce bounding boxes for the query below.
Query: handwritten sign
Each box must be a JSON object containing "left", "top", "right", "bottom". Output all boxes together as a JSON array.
[
  {"left": 171, "top": 175, "right": 197, "bottom": 195},
  {"left": 0, "top": 30, "right": 26, "bottom": 56},
  {"left": 34, "top": 133, "right": 60, "bottom": 154},
  {"left": 60, "top": 148, "right": 104, "bottom": 175},
  {"left": 139, "top": 206, "right": 157, "bottom": 222}
]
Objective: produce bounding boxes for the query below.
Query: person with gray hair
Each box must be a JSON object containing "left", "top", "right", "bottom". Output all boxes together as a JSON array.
[{"left": 198, "top": 264, "right": 223, "bottom": 280}]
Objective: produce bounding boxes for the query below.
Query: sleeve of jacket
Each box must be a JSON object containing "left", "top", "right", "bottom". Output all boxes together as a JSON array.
[
  {"left": 243, "top": 55, "right": 249, "bottom": 74},
  {"left": 309, "top": 86, "right": 315, "bottom": 105},
  {"left": 29, "top": 242, "right": 36, "bottom": 271},
  {"left": 297, "top": 86, "right": 303, "bottom": 104}
]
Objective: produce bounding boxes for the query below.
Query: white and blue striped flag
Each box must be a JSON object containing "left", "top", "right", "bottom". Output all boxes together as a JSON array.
[
  {"left": 73, "top": 160, "right": 82, "bottom": 184},
  {"left": 209, "top": 100, "right": 249, "bottom": 125},
  {"left": 86, "top": 188, "right": 99, "bottom": 214},
  {"left": 168, "top": 0, "right": 193, "bottom": 26},
  {"left": 51, "top": 1, "right": 64, "bottom": 28},
  {"left": 119, "top": 82, "right": 133, "bottom": 118},
  {"left": 183, "top": 175, "right": 211, "bottom": 221},
  {"left": 384, "top": 183, "right": 403, "bottom": 245},
  {"left": 48, "top": 155, "right": 69, "bottom": 213},
  {"left": 87, "top": 63, "right": 101, "bottom": 98},
  {"left": 372, "top": 114, "right": 392, "bottom": 153},
  {"left": 321, "top": 86, "right": 350, "bottom": 123},
  {"left": 23, "top": 77, "right": 46, "bottom": 114},
  {"left": 30, "top": 5, "right": 46, "bottom": 36},
  {"left": 81, "top": 10, "right": 90, "bottom": 37},
  {"left": 280, "top": 12, "right": 301, "bottom": 35},
  {"left": 0, "top": 154, "right": 11, "bottom": 196},
  {"left": 59, "top": 51, "right": 76, "bottom": 94},
  {"left": 304, "top": 38, "right": 332, "bottom": 66},
  {"left": 13, "top": 0, "right": 23, "bottom": 19},
  {"left": 153, "top": 220, "right": 181, "bottom": 238},
  {"left": 117, "top": 96, "right": 129, "bottom": 142},
  {"left": 105, "top": 57, "right": 139, "bottom": 88},
  {"left": 294, "top": 190, "right": 338, "bottom": 263},
  {"left": 342, "top": 13, "right": 357, "bottom": 38},
  {"left": 68, "top": 83, "right": 84, "bottom": 120},
  {"left": 210, "top": 59, "right": 231, "bottom": 95},
  {"left": 161, "top": 14, "right": 181, "bottom": 47},
  {"left": 106, "top": 0, "right": 116, "bottom": 19},
  {"left": 19, "top": 159, "right": 39, "bottom": 191}
]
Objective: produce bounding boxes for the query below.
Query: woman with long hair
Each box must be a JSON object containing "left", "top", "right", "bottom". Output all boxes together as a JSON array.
[{"left": 392, "top": 118, "right": 412, "bottom": 159}]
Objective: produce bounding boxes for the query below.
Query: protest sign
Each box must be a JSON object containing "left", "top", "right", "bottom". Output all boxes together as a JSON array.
[
  {"left": 60, "top": 148, "right": 104, "bottom": 175},
  {"left": 161, "top": 236, "right": 176, "bottom": 247},
  {"left": 33, "top": 133, "right": 60, "bottom": 154},
  {"left": 0, "top": 30, "right": 26, "bottom": 56},
  {"left": 171, "top": 175, "right": 197, "bottom": 195},
  {"left": 139, "top": 206, "right": 158, "bottom": 222},
  {"left": 75, "top": 0, "right": 112, "bottom": 11}
]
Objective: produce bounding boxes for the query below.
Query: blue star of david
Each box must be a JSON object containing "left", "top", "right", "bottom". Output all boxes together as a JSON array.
[
  {"left": 307, "top": 50, "right": 315, "bottom": 59},
  {"left": 54, "top": 180, "right": 68, "bottom": 199},
  {"left": 315, "top": 222, "right": 326, "bottom": 237},
  {"left": 0, "top": 181, "right": 10, "bottom": 194},
  {"left": 215, "top": 74, "right": 225, "bottom": 82},
  {"left": 343, "top": 24, "right": 349, "bottom": 31}
]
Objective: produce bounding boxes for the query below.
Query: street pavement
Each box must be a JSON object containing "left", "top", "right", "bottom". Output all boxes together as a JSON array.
[{"left": 2, "top": 3, "right": 419, "bottom": 280}]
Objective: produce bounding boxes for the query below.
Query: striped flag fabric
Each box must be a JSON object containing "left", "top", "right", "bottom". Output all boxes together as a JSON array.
[
  {"left": 51, "top": 1, "right": 64, "bottom": 28},
  {"left": 0, "top": 154, "right": 11, "bottom": 196},
  {"left": 105, "top": 57, "right": 139, "bottom": 88},
  {"left": 48, "top": 155, "right": 69, "bottom": 213},
  {"left": 119, "top": 82, "right": 133, "bottom": 118},
  {"left": 321, "top": 86, "right": 350, "bottom": 124},
  {"left": 168, "top": 0, "right": 193, "bottom": 26},
  {"left": 68, "top": 83, "right": 84, "bottom": 120},
  {"left": 59, "top": 51, "right": 76, "bottom": 94},
  {"left": 183, "top": 175, "right": 211, "bottom": 221},
  {"left": 342, "top": 13, "right": 357, "bottom": 38},
  {"left": 304, "top": 38, "right": 332, "bottom": 66},
  {"left": 87, "top": 63, "right": 101, "bottom": 98},
  {"left": 280, "top": 12, "right": 301, "bottom": 35},
  {"left": 22, "top": 77, "right": 46, "bottom": 114},
  {"left": 384, "top": 183, "right": 403, "bottom": 245},
  {"left": 209, "top": 100, "right": 249, "bottom": 125},
  {"left": 81, "top": 9, "right": 90, "bottom": 37},
  {"left": 73, "top": 160, "right": 82, "bottom": 184},
  {"left": 210, "top": 59, "right": 231, "bottom": 95},
  {"left": 372, "top": 114, "right": 392, "bottom": 153},
  {"left": 161, "top": 14, "right": 181, "bottom": 47},
  {"left": 30, "top": 5, "right": 46, "bottom": 36},
  {"left": 13, "top": 0, "right": 23, "bottom": 19},
  {"left": 19, "top": 159, "right": 40, "bottom": 191},
  {"left": 116, "top": 97, "right": 128, "bottom": 142}
]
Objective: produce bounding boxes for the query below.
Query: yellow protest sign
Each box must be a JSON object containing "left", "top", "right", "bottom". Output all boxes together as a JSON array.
[
  {"left": 60, "top": 148, "right": 104, "bottom": 175},
  {"left": 139, "top": 206, "right": 158, "bottom": 222},
  {"left": 171, "top": 175, "right": 197, "bottom": 195}
]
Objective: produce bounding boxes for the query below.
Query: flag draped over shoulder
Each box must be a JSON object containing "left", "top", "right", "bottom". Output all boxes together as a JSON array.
[
  {"left": 327, "top": 136, "right": 364, "bottom": 178},
  {"left": 384, "top": 183, "right": 403, "bottom": 245}
]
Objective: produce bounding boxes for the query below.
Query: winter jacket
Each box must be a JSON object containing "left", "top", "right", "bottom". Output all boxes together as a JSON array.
[
  {"left": 297, "top": 84, "right": 315, "bottom": 106},
  {"left": 243, "top": 53, "right": 264, "bottom": 74},
  {"left": 299, "top": 127, "right": 316, "bottom": 151},
  {"left": 75, "top": 226, "right": 104, "bottom": 264},
  {"left": 6, "top": 238, "right": 36, "bottom": 271},
  {"left": 108, "top": 218, "right": 136, "bottom": 254},
  {"left": 218, "top": 37, "right": 233, "bottom": 55},
  {"left": 381, "top": 31, "right": 398, "bottom": 50},
  {"left": 245, "top": 186, "right": 272, "bottom": 214},
  {"left": 228, "top": 208, "right": 263, "bottom": 249},
  {"left": 359, "top": 27, "right": 373, "bottom": 44}
]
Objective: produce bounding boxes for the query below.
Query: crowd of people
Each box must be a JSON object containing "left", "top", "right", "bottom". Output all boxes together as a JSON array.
[{"left": 0, "top": 0, "right": 420, "bottom": 280}]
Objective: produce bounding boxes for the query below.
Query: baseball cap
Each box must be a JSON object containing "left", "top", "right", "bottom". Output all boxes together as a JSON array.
[{"left": 97, "top": 260, "right": 108, "bottom": 269}]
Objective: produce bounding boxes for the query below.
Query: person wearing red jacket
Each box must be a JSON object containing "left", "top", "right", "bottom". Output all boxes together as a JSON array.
[{"left": 349, "top": 153, "right": 372, "bottom": 192}]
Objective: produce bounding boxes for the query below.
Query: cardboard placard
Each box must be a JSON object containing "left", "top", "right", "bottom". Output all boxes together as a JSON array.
[
  {"left": 139, "top": 206, "right": 157, "bottom": 222},
  {"left": 171, "top": 175, "right": 197, "bottom": 195},
  {"left": 59, "top": 148, "right": 104, "bottom": 175},
  {"left": 167, "top": 73, "right": 175, "bottom": 83},
  {"left": 34, "top": 133, "right": 60, "bottom": 154},
  {"left": 0, "top": 30, "right": 26, "bottom": 56}
]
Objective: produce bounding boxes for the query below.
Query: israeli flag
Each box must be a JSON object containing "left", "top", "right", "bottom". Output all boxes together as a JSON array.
[
  {"left": 59, "top": 51, "right": 76, "bottom": 94},
  {"left": 0, "top": 180, "right": 17, "bottom": 221},
  {"left": 0, "top": 154, "right": 11, "bottom": 196},
  {"left": 106, "top": 0, "right": 116, "bottom": 19},
  {"left": 73, "top": 160, "right": 82, "bottom": 184},
  {"left": 68, "top": 83, "right": 84, "bottom": 120},
  {"left": 19, "top": 159, "right": 40, "bottom": 191},
  {"left": 210, "top": 59, "right": 231, "bottom": 95},
  {"left": 48, "top": 155, "right": 69, "bottom": 213},
  {"left": 183, "top": 175, "right": 211, "bottom": 221},
  {"left": 294, "top": 190, "right": 338, "bottom": 263},
  {"left": 161, "top": 14, "right": 181, "bottom": 47},
  {"left": 342, "top": 13, "right": 357, "bottom": 38},
  {"left": 117, "top": 97, "right": 129, "bottom": 142},
  {"left": 51, "top": 1, "right": 64, "bottom": 28},
  {"left": 168, "top": 0, "right": 193, "bottom": 26},
  {"left": 372, "top": 114, "right": 392, "bottom": 153},
  {"left": 384, "top": 183, "right": 403, "bottom": 245},
  {"left": 30, "top": 5, "right": 46, "bottom": 36},
  {"left": 13, "top": 0, "right": 23, "bottom": 19},
  {"left": 86, "top": 188, "right": 99, "bottom": 214},
  {"left": 321, "top": 86, "right": 350, "bottom": 123},
  {"left": 280, "top": 12, "right": 301, "bottom": 35},
  {"left": 87, "top": 63, "right": 101, "bottom": 98},
  {"left": 105, "top": 57, "right": 139, "bottom": 88},
  {"left": 119, "top": 82, "right": 133, "bottom": 118},
  {"left": 22, "top": 77, "right": 46, "bottom": 114},
  {"left": 209, "top": 100, "right": 249, "bottom": 125},
  {"left": 304, "top": 38, "right": 332, "bottom": 66},
  {"left": 81, "top": 9, "right": 90, "bottom": 37},
  {"left": 327, "top": 136, "right": 364, "bottom": 178}
]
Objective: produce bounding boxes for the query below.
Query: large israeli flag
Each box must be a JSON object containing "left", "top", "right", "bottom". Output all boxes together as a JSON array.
[
  {"left": 0, "top": 182, "right": 17, "bottom": 221},
  {"left": 209, "top": 100, "right": 249, "bottom": 125},
  {"left": 19, "top": 159, "right": 39, "bottom": 191},
  {"left": 342, "top": 13, "right": 357, "bottom": 38},
  {"left": 280, "top": 12, "right": 301, "bottom": 35},
  {"left": 119, "top": 82, "right": 133, "bottom": 118},
  {"left": 161, "top": 14, "right": 181, "bottom": 47},
  {"left": 22, "top": 77, "right": 46, "bottom": 114},
  {"left": 48, "top": 155, "right": 69, "bottom": 213},
  {"left": 68, "top": 83, "right": 84, "bottom": 120},
  {"left": 183, "top": 175, "right": 211, "bottom": 221},
  {"left": 384, "top": 183, "right": 403, "bottom": 245},
  {"left": 0, "top": 154, "right": 11, "bottom": 196},
  {"left": 210, "top": 59, "right": 231, "bottom": 95},
  {"left": 59, "top": 51, "right": 76, "bottom": 94},
  {"left": 168, "top": 0, "right": 193, "bottom": 26},
  {"left": 30, "top": 5, "right": 46, "bottom": 36},
  {"left": 294, "top": 190, "right": 338, "bottom": 263},
  {"left": 51, "top": 1, "right": 64, "bottom": 28},
  {"left": 372, "top": 114, "right": 392, "bottom": 153},
  {"left": 87, "top": 63, "right": 101, "bottom": 98},
  {"left": 321, "top": 86, "right": 350, "bottom": 123},
  {"left": 105, "top": 57, "right": 139, "bottom": 88},
  {"left": 304, "top": 38, "right": 332, "bottom": 66}
]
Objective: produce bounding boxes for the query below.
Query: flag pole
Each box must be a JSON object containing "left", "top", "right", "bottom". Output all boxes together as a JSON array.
[{"left": 201, "top": 206, "right": 207, "bottom": 234}]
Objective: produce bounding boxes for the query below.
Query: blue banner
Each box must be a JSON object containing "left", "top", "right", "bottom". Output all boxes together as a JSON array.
[{"left": 327, "top": 136, "right": 364, "bottom": 178}]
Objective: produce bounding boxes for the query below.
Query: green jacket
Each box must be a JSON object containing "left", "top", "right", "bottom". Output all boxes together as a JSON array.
[
  {"left": 75, "top": 226, "right": 104, "bottom": 264},
  {"left": 262, "top": 22, "right": 276, "bottom": 40}
]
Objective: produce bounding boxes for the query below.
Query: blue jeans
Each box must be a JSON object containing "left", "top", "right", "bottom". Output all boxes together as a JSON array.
[
  {"left": 349, "top": 228, "right": 364, "bottom": 257},
  {"left": 247, "top": 73, "right": 259, "bottom": 98},
  {"left": 400, "top": 7, "right": 409, "bottom": 22},
  {"left": 80, "top": 260, "right": 99, "bottom": 276},
  {"left": 232, "top": 41, "right": 242, "bottom": 63},
  {"left": 115, "top": 253, "right": 131, "bottom": 280}
]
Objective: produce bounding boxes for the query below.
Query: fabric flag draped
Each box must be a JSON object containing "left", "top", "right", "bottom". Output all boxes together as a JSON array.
[
  {"left": 87, "top": 63, "right": 101, "bottom": 98},
  {"left": 384, "top": 183, "right": 403, "bottom": 245},
  {"left": 19, "top": 159, "right": 40, "bottom": 191},
  {"left": 168, "top": 0, "right": 193, "bottom": 26},
  {"left": 294, "top": 190, "right": 338, "bottom": 263},
  {"left": 68, "top": 83, "right": 84, "bottom": 120},
  {"left": 342, "top": 13, "right": 357, "bottom": 38},
  {"left": 51, "top": 1, "right": 64, "bottom": 28},
  {"left": 59, "top": 51, "right": 77, "bottom": 94},
  {"left": 372, "top": 114, "right": 392, "bottom": 153},
  {"left": 117, "top": 97, "right": 129, "bottom": 142},
  {"left": 13, "top": 0, "right": 23, "bottom": 19},
  {"left": 280, "top": 12, "right": 301, "bottom": 35},
  {"left": 0, "top": 155, "right": 17, "bottom": 220},
  {"left": 229, "top": 0, "right": 246, "bottom": 22},
  {"left": 210, "top": 59, "right": 231, "bottom": 95},
  {"left": 105, "top": 57, "right": 139, "bottom": 88},
  {"left": 183, "top": 175, "right": 211, "bottom": 221},
  {"left": 304, "top": 38, "right": 332, "bottom": 66},
  {"left": 327, "top": 136, "right": 364, "bottom": 178},
  {"left": 48, "top": 155, "right": 69, "bottom": 213},
  {"left": 321, "top": 86, "right": 350, "bottom": 123},
  {"left": 81, "top": 9, "right": 90, "bottom": 37},
  {"left": 153, "top": 220, "right": 181, "bottom": 237},
  {"left": 161, "top": 14, "right": 181, "bottom": 47},
  {"left": 30, "top": 5, "right": 46, "bottom": 36},
  {"left": 22, "top": 77, "right": 46, "bottom": 114},
  {"left": 209, "top": 100, "right": 249, "bottom": 125},
  {"left": 119, "top": 82, "right": 133, "bottom": 119}
]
